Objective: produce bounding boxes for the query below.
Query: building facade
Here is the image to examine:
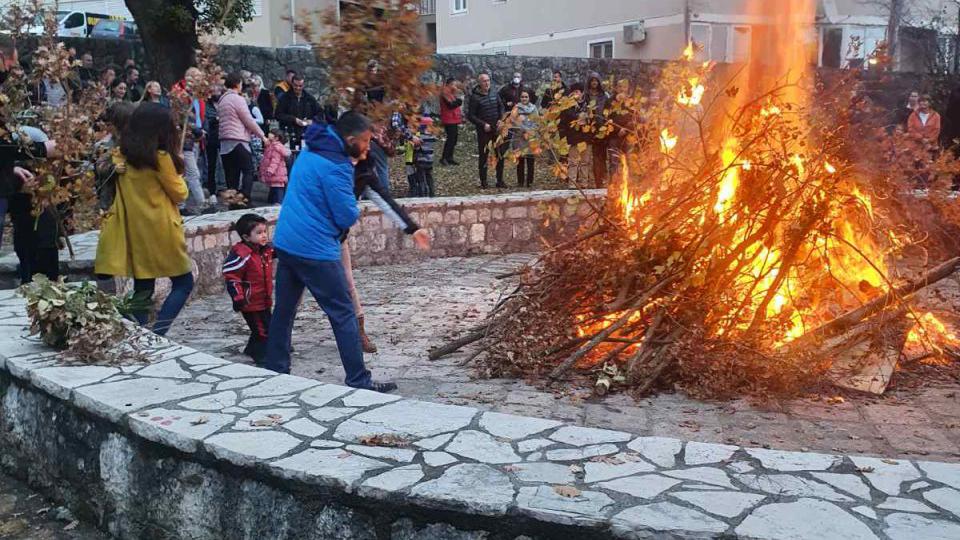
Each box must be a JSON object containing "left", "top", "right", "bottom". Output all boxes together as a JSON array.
[
  {"left": 436, "top": 0, "right": 959, "bottom": 72},
  {"left": 221, "top": 0, "right": 437, "bottom": 49}
]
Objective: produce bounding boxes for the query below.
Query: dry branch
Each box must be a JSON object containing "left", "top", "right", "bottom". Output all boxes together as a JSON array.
[{"left": 797, "top": 256, "right": 960, "bottom": 346}]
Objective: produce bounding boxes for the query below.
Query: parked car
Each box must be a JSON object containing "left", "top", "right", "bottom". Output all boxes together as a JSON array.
[
  {"left": 90, "top": 19, "right": 139, "bottom": 40},
  {"left": 26, "top": 10, "right": 116, "bottom": 38}
]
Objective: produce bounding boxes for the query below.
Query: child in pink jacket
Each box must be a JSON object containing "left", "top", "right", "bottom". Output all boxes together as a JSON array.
[{"left": 260, "top": 129, "right": 292, "bottom": 204}]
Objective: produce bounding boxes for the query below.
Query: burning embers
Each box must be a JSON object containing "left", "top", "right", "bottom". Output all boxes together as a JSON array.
[{"left": 432, "top": 0, "right": 959, "bottom": 398}]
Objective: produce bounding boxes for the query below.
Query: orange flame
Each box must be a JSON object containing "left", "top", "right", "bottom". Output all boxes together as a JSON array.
[
  {"left": 581, "top": 0, "right": 896, "bottom": 352},
  {"left": 907, "top": 312, "right": 959, "bottom": 349}
]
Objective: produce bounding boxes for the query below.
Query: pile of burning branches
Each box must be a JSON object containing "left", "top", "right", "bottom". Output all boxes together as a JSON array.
[{"left": 433, "top": 30, "right": 960, "bottom": 398}]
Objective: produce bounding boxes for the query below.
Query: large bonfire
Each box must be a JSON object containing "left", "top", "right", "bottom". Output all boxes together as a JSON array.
[{"left": 433, "top": 0, "right": 960, "bottom": 398}]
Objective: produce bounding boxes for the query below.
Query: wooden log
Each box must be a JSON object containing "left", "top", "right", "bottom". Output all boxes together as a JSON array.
[
  {"left": 548, "top": 275, "right": 678, "bottom": 380},
  {"left": 793, "top": 256, "right": 960, "bottom": 348},
  {"left": 827, "top": 310, "right": 911, "bottom": 395},
  {"left": 632, "top": 328, "right": 685, "bottom": 395},
  {"left": 549, "top": 304, "right": 642, "bottom": 380},
  {"left": 625, "top": 310, "right": 665, "bottom": 382},
  {"left": 428, "top": 325, "right": 489, "bottom": 360}
]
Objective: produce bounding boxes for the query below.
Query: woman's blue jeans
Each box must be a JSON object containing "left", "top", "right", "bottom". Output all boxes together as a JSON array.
[{"left": 132, "top": 272, "right": 195, "bottom": 336}]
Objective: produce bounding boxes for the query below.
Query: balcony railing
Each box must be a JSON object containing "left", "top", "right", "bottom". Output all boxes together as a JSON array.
[{"left": 419, "top": 0, "right": 436, "bottom": 15}]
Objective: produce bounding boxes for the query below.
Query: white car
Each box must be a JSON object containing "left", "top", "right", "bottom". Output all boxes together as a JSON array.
[{"left": 25, "top": 10, "right": 118, "bottom": 38}]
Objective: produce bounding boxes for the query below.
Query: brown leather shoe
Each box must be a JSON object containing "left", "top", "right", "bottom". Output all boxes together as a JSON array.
[{"left": 359, "top": 316, "right": 378, "bottom": 354}]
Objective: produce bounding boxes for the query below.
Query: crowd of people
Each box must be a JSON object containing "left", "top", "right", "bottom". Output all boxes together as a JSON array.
[
  {"left": 0, "top": 39, "right": 432, "bottom": 393},
  {"left": 5, "top": 34, "right": 960, "bottom": 393}
]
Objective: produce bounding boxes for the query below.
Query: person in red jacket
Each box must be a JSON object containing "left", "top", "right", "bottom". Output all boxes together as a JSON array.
[
  {"left": 439, "top": 78, "right": 464, "bottom": 166},
  {"left": 223, "top": 213, "right": 274, "bottom": 364}
]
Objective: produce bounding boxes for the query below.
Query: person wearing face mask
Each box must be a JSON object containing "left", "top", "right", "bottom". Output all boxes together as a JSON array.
[
  {"left": 264, "top": 111, "right": 397, "bottom": 394},
  {"left": 499, "top": 72, "right": 533, "bottom": 111}
]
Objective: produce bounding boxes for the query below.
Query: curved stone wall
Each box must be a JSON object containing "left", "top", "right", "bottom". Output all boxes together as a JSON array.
[
  {"left": 0, "top": 190, "right": 605, "bottom": 292},
  {"left": 2, "top": 288, "right": 960, "bottom": 539}
]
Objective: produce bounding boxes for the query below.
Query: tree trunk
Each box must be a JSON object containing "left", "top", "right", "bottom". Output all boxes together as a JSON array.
[
  {"left": 886, "top": 0, "right": 902, "bottom": 71},
  {"left": 124, "top": 0, "right": 198, "bottom": 87}
]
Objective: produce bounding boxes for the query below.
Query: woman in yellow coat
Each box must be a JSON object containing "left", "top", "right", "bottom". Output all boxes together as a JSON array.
[{"left": 95, "top": 103, "right": 195, "bottom": 336}]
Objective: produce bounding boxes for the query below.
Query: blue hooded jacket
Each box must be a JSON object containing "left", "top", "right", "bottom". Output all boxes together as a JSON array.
[{"left": 273, "top": 124, "right": 360, "bottom": 261}]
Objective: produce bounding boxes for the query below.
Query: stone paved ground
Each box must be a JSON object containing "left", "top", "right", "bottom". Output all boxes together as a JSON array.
[{"left": 170, "top": 255, "right": 960, "bottom": 464}]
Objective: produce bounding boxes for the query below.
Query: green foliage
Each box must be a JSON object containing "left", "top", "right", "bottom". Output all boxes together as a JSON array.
[
  {"left": 128, "top": 0, "right": 254, "bottom": 35},
  {"left": 195, "top": 0, "right": 255, "bottom": 34},
  {"left": 19, "top": 276, "right": 134, "bottom": 362}
]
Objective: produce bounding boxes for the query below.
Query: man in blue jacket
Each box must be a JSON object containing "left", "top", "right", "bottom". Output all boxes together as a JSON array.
[{"left": 264, "top": 111, "right": 396, "bottom": 393}]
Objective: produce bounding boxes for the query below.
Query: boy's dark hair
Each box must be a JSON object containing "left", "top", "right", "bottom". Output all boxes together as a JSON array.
[
  {"left": 335, "top": 111, "right": 372, "bottom": 139},
  {"left": 233, "top": 213, "right": 267, "bottom": 238},
  {"left": 286, "top": 68, "right": 297, "bottom": 77},
  {"left": 292, "top": 74, "right": 305, "bottom": 83},
  {"left": 444, "top": 77, "right": 456, "bottom": 85},
  {"left": 270, "top": 128, "right": 287, "bottom": 143},
  {"left": 569, "top": 82, "right": 584, "bottom": 93},
  {"left": 224, "top": 71, "right": 243, "bottom": 90},
  {"left": 121, "top": 103, "right": 185, "bottom": 174},
  {"left": 553, "top": 70, "right": 563, "bottom": 77}
]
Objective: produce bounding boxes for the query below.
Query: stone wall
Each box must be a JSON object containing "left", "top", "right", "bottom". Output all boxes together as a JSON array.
[{"left": 0, "top": 190, "right": 606, "bottom": 292}]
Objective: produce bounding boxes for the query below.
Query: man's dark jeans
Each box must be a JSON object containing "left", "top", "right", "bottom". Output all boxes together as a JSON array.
[
  {"left": 264, "top": 249, "right": 372, "bottom": 388},
  {"left": 368, "top": 141, "right": 391, "bottom": 196},
  {"left": 442, "top": 123, "right": 459, "bottom": 162},
  {"left": 477, "top": 128, "right": 505, "bottom": 187}
]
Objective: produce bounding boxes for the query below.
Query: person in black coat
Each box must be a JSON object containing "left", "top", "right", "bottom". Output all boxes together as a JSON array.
[
  {"left": 498, "top": 72, "right": 534, "bottom": 111},
  {"left": 0, "top": 37, "right": 59, "bottom": 282},
  {"left": 275, "top": 75, "right": 321, "bottom": 151},
  {"left": 466, "top": 73, "right": 506, "bottom": 188},
  {"left": 540, "top": 70, "right": 567, "bottom": 109}
]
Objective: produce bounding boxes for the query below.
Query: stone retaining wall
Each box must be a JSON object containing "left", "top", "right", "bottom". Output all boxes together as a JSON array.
[
  {"left": 24, "top": 38, "right": 956, "bottom": 112},
  {"left": 0, "top": 190, "right": 606, "bottom": 293},
  {"left": 2, "top": 289, "right": 960, "bottom": 539}
]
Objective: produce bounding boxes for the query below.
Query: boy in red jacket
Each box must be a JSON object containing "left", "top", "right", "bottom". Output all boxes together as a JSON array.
[{"left": 223, "top": 213, "right": 274, "bottom": 364}]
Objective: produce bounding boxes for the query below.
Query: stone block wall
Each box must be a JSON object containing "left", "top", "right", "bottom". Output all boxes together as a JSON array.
[
  {"left": 40, "top": 37, "right": 955, "bottom": 111},
  {"left": 0, "top": 190, "right": 606, "bottom": 293}
]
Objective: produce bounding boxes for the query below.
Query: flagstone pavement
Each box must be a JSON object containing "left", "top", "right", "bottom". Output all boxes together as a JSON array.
[{"left": 170, "top": 254, "right": 960, "bottom": 465}]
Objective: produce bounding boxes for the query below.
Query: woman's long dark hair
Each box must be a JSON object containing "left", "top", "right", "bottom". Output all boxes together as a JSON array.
[{"left": 120, "top": 103, "right": 185, "bottom": 174}]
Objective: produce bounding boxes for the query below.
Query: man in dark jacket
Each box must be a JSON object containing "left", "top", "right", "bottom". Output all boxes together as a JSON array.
[
  {"left": 276, "top": 75, "right": 321, "bottom": 151},
  {"left": 265, "top": 112, "right": 396, "bottom": 393},
  {"left": 467, "top": 73, "right": 505, "bottom": 188},
  {"left": 540, "top": 70, "right": 567, "bottom": 109},
  {"left": 498, "top": 72, "right": 533, "bottom": 111}
]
